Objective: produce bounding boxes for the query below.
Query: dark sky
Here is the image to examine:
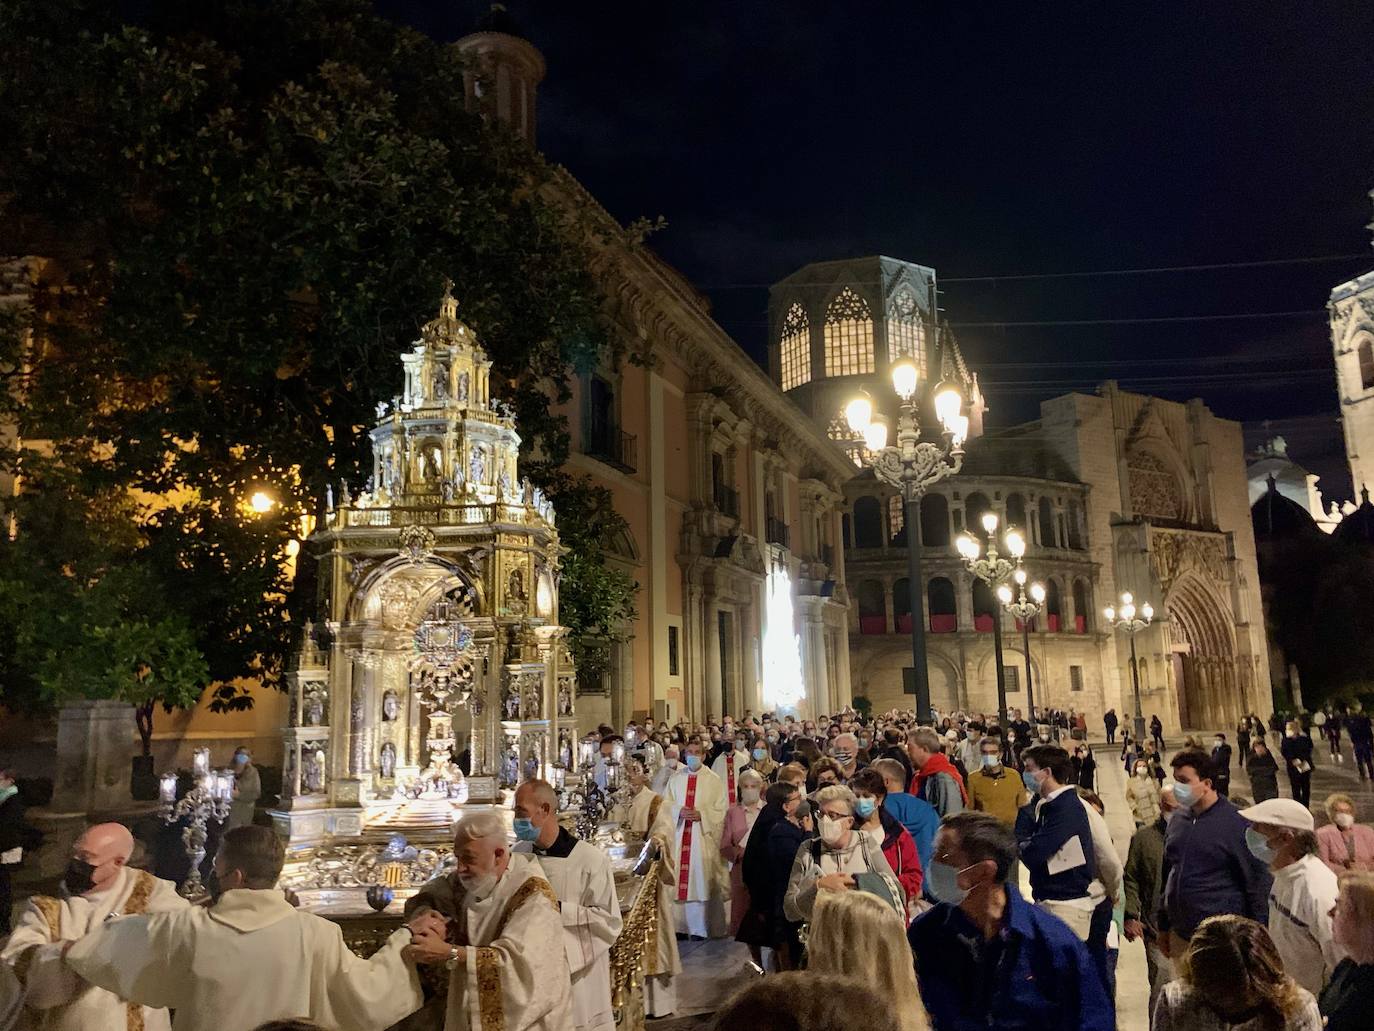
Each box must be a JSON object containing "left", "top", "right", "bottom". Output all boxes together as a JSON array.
[{"left": 380, "top": 1, "right": 1374, "bottom": 499}]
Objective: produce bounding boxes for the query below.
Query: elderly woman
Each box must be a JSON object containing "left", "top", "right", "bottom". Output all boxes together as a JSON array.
[
  {"left": 1321, "top": 871, "right": 1374, "bottom": 1031},
  {"left": 783, "top": 784, "right": 903, "bottom": 924},
  {"left": 1317, "top": 794, "right": 1374, "bottom": 875},
  {"left": 721, "top": 768, "right": 767, "bottom": 946}
]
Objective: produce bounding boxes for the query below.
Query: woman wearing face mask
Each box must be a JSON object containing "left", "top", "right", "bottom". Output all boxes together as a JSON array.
[
  {"left": 1152, "top": 914, "right": 1322, "bottom": 1031},
  {"left": 1281, "top": 720, "right": 1315, "bottom": 808},
  {"left": 1317, "top": 794, "right": 1374, "bottom": 874},
  {"left": 850, "top": 768, "right": 922, "bottom": 921},
  {"left": 721, "top": 769, "right": 767, "bottom": 946},
  {"left": 739, "top": 782, "right": 801, "bottom": 970},
  {"left": 749, "top": 737, "right": 779, "bottom": 782},
  {"left": 1320, "top": 870, "right": 1374, "bottom": 1031},
  {"left": 1247, "top": 739, "right": 1281, "bottom": 803},
  {"left": 806, "top": 757, "right": 844, "bottom": 796},
  {"left": 1125, "top": 758, "right": 1161, "bottom": 827},
  {"left": 783, "top": 784, "right": 904, "bottom": 924}
]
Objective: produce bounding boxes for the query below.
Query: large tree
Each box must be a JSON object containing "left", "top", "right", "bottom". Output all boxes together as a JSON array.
[{"left": 0, "top": 0, "right": 636, "bottom": 716}]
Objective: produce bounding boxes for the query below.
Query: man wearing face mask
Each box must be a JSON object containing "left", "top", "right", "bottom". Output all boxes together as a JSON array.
[
  {"left": 64, "top": 825, "right": 427, "bottom": 1031},
  {"left": 511, "top": 780, "right": 621, "bottom": 1031},
  {"left": 2, "top": 823, "right": 185, "bottom": 1031},
  {"left": 1211, "top": 732, "right": 1233, "bottom": 798},
  {"left": 908, "top": 812, "right": 1113, "bottom": 1031},
  {"left": 711, "top": 734, "right": 746, "bottom": 803},
  {"left": 1123, "top": 782, "right": 1179, "bottom": 1011},
  {"left": 663, "top": 741, "right": 728, "bottom": 939},
  {"left": 968, "top": 735, "right": 1028, "bottom": 830},
  {"left": 1238, "top": 797, "right": 1342, "bottom": 996},
  {"left": 226, "top": 747, "right": 260, "bottom": 830},
  {"left": 651, "top": 744, "right": 681, "bottom": 794},
  {"left": 829, "top": 732, "right": 864, "bottom": 782}
]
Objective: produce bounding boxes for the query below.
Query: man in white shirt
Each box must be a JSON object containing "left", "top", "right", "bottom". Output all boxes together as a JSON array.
[
  {"left": 2, "top": 823, "right": 185, "bottom": 1031},
  {"left": 664, "top": 741, "right": 728, "bottom": 938},
  {"left": 1240, "top": 798, "right": 1343, "bottom": 996},
  {"left": 64, "top": 825, "right": 425, "bottom": 1031},
  {"left": 511, "top": 779, "right": 621, "bottom": 1031}
]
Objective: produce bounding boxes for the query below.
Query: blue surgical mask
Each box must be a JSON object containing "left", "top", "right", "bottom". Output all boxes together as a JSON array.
[
  {"left": 513, "top": 818, "right": 540, "bottom": 842},
  {"left": 0, "top": 784, "right": 16, "bottom": 805},
  {"left": 685, "top": 755, "right": 702, "bottom": 772},
  {"left": 926, "top": 860, "right": 972, "bottom": 906},
  {"left": 1022, "top": 770, "right": 1040, "bottom": 794},
  {"left": 1171, "top": 781, "right": 1196, "bottom": 809},
  {"left": 752, "top": 748, "right": 768, "bottom": 761},
  {"left": 1245, "top": 827, "right": 1276, "bottom": 864},
  {"left": 854, "top": 798, "right": 877, "bottom": 819},
  {"left": 980, "top": 755, "right": 999, "bottom": 769}
]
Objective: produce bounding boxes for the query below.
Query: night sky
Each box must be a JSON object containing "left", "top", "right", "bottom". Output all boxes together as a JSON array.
[{"left": 381, "top": 1, "right": 1374, "bottom": 499}]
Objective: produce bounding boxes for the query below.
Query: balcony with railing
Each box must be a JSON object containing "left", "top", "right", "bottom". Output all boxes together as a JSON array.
[
  {"left": 713, "top": 483, "right": 740, "bottom": 519},
  {"left": 586, "top": 416, "right": 637, "bottom": 474},
  {"left": 765, "top": 517, "right": 791, "bottom": 549}
]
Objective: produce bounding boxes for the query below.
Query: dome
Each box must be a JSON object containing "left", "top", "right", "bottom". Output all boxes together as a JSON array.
[
  {"left": 1334, "top": 486, "right": 1374, "bottom": 546},
  {"left": 1251, "top": 474, "right": 1320, "bottom": 539}
]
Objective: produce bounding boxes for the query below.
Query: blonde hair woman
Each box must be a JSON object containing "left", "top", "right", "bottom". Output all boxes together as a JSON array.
[
  {"left": 807, "top": 891, "right": 929, "bottom": 1031},
  {"left": 1320, "top": 871, "right": 1374, "bottom": 1030}
]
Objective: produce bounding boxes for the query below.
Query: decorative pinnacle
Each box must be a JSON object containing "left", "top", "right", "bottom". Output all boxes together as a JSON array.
[{"left": 440, "top": 277, "right": 458, "bottom": 320}]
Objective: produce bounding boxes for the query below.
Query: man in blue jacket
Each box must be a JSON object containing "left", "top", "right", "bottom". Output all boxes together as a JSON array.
[
  {"left": 909, "top": 811, "right": 1114, "bottom": 1031},
  {"left": 1014, "top": 744, "right": 1099, "bottom": 941},
  {"left": 1158, "top": 748, "right": 1272, "bottom": 960}
]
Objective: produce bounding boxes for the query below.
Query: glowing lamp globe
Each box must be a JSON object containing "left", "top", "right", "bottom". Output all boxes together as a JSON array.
[
  {"left": 950, "top": 414, "right": 970, "bottom": 447},
  {"left": 933, "top": 381, "right": 962, "bottom": 427},
  {"left": 996, "top": 584, "right": 1013, "bottom": 605},
  {"left": 1005, "top": 529, "right": 1026, "bottom": 558},
  {"left": 1121, "top": 603, "right": 1136, "bottom": 621},
  {"left": 1104, "top": 606, "right": 1116, "bottom": 623},
  {"left": 249, "top": 491, "right": 275, "bottom": 514},
  {"left": 956, "top": 534, "right": 979, "bottom": 560},
  {"left": 1142, "top": 603, "right": 1154, "bottom": 621},
  {"left": 844, "top": 394, "right": 873, "bottom": 433},
  {"left": 1014, "top": 568, "right": 1027, "bottom": 586},
  {"left": 1031, "top": 583, "right": 1047, "bottom": 604},
  {"left": 862, "top": 419, "right": 889, "bottom": 452},
  {"left": 980, "top": 512, "right": 999, "bottom": 535},
  {"left": 1120, "top": 591, "right": 1134, "bottom": 606},
  {"left": 890, "top": 359, "right": 919, "bottom": 400}
]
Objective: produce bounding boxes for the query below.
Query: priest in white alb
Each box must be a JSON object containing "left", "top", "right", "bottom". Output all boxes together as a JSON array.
[
  {"left": 405, "top": 810, "right": 573, "bottom": 1031},
  {"left": 664, "top": 740, "right": 728, "bottom": 938},
  {"left": 1, "top": 823, "right": 186, "bottom": 1031},
  {"left": 63, "top": 825, "right": 425, "bottom": 1031},
  {"left": 625, "top": 760, "right": 683, "bottom": 1017},
  {"left": 511, "top": 779, "right": 621, "bottom": 1031},
  {"left": 710, "top": 738, "right": 745, "bottom": 804}
]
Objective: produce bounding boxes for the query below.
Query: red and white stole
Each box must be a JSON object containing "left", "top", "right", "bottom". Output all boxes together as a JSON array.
[{"left": 676, "top": 772, "right": 699, "bottom": 901}]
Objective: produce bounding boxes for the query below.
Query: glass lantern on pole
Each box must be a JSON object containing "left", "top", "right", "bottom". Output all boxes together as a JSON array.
[
  {"left": 1104, "top": 591, "right": 1154, "bottom": 745},
  {"left": 845, "top": 357, "right": 968, "bottom": 721},
  {"left": 999, "top": 565, "right": 1047, "bottom": 724},
  {"left": 956, "top": 514, "right": 1024, "bottom": 728}
]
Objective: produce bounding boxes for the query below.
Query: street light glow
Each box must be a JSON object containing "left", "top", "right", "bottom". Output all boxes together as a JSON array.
[
  {"left": 996, "top": 583, "right": 1013, "bottom": 605},
  {"left": 1031, "top": 582, "right": 1047, "bottom": 603},
  {"left": 980, "top": 511, "right": 999, "bottom": 535},
  {"left": 1004, "top": 528, "right": 1025, "bottom": 557},
  {"left": 956, "top": 533, "right": 979, "bottom": 560},
  {"left": 933, "top": 381, "right": 962, "bottom": 427},
  {"left": 1104, "top": 605, "right": 1116, "bottom": 622},
  {"left": 844, "top": 394, "right": 873, "bottom": 433},
  {"left": 862, "top": 418, "right": 889, "bottom": 452},
  {"left": 890, "top": 359, "right": 919, "bottom": 400},
  {"left": 249, "top": 491, "right": 276, "bottom": 514}
]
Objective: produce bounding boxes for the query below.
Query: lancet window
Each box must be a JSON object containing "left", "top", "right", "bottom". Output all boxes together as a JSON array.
[{"left": 823, "top": 288, "right": 875, "bottom": 377}]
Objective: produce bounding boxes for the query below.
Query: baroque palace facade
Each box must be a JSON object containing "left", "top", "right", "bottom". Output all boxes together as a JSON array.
[{"left": 770, "top": 256, "right": 1271, "bottom": 733}]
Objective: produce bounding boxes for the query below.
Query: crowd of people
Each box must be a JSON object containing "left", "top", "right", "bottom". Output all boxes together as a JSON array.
[{"left": 3, "top": 705, "right": 1374, "bottom": 1031}]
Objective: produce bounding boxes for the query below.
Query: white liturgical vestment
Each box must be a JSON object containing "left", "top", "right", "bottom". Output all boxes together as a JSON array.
[
  {"left": 626, "top": 785, "right": 682, "bottom": 1017},
  {"left": 663, "top": 765, "right": 727, "bottom": 939},
  {"left": 710, "top": 751, "right": 744, "bottom": 804},
  {"left": 64, "top": 887, "right": 423, "bottom": 1031},
  {"left": 442, "top": 853, "right": 573, "bottom": 1031},
  {"left": 1, "top": 866, "right": 186, "bottom": 1031},
  {"left": 515, "top": 828, "right": 622, "bottom": 1031}
]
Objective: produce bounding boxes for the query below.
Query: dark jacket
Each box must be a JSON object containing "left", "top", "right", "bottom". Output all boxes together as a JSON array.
[
  {"left": 740, "top": 802, "right": 787, "bottom": 902},
  {"left": 1015, "top": 788, "right": 1097, "bottom": 902},
  {"left": 909, "top": 884, "right": 1114, "bottom": 1031},
  {"left": 1281, "top": 733, "right": 1314, "bottom": 772},
  {"left": 1320, "top": 958, "right": 1374, "bottom": 1031},
  {"left": 1348, "top": 714, "right": 1374, "bottom": 748},
  {"left": 0, "top": 793, "right": 24, "bottom": 859},
  {"left": 1211, "top": 742, "right": 1233, "bottom": 774},
  {"left": 1246, "top": 749, "right": 1280, "bottom": 802},
  {"left": 1159, "top": 795, "right": 1272, "bottom": 938},
  {"left": 765, "top": 817, "right": 810, "bottom": 923},
  {"left": 1122, "top": 817, "right": 1167, "bottom": 927}
]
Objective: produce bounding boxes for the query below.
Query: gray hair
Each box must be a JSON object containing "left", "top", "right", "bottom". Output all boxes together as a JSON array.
[
  {"left": 739, "top": 768, "right": 765, "bottom": 787},
  {"left": 454, "top": 811, "right": 508, "bottom": 846},
  {"left": 814, "top": 784, "right": 857, "bottom": 814}
]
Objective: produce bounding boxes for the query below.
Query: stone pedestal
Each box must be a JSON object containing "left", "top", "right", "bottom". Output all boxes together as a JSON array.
[{"left": 51, "top": 700, "right": 137, "bottom": 814}]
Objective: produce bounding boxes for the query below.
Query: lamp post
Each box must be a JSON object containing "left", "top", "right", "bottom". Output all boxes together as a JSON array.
[
  {"left": 159, "top": 746, "right": 233, "bottom": 900},
  {"left": 845, "top": 357, "right": 969, "bottom": 722},
  {"left": 1000, "top": 566, "right": 1047, "bottom": 724},
  {"left": 957, "top": 515, "right": 1024, "bottom": 728},
  {"left": 1104, "top": 591, "right": 1154, "bottom": 745}
]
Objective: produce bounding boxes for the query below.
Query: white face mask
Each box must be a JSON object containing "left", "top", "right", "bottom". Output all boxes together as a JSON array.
[
  {"left": 818, "top": 815, "right": 849, "bottom": 846},
  {"left": 740, "top": 786, "right": 761, "bottom": 805},
  {"left": 665, "top": 757, "right": 680, "bottom": 769},
  {"left": 1135, "top": 766, "right": 1150, "bottom": 777},
  {"left": 458, "top": 872, "right": 498, "bottom": 899},
  {"left": 1336, "top": 813, "right": 1355, "bottom": 830}
]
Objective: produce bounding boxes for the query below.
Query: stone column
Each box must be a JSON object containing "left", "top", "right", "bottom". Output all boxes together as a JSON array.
[
  {"left": 50, "top": 700, "right": 137, "bottom": 814},
  {"left": 704, "top": 593, "right": 722, "bottom": 721}
]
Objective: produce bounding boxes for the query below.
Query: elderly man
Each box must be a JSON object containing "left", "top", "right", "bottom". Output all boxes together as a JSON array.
[
  {"left": 226, "top": 747, "right": 261, "bottom": 830},
  {"left": 663, "top": 740, "right": 728, "bottom": 938},
  {"left": 650, "top": 745, "right": 681, "bottom": 795},
  {"left": 2, "top": 823, "right": 185, "bottom": 1031},
  {"left": 830, "top": 732, "right": 864, "bottom": 782},
  {"left": 511, "top": 780, "right": 621, "bottom": 1031},
  {"left": 64, "top": 825, "right": 424, "bottom": 1031},
  {"left": 907, "top": 727, "right": 966, "bottom": 818}
]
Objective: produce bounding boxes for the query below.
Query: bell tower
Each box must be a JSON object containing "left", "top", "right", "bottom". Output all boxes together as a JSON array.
[{"left": 454, "top": 4, "right": 546, "bottom": 143}]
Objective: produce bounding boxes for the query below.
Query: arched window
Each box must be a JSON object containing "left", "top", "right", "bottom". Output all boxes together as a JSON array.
[
  {"left": 921, "top": 493, "right": 950, "bottom": 547},
  {"left": 1005, "top": 493, "right": 1027, "bottom": 535},
  {"left": 853, "top": 496, "right": 883, "bottom": 548},
  {"left": 887, "top": 286, "right": 926, "bottom": 378},
  {"left": 928, "top": 577, "right": 957, "bottom": 633},
  {"left": 894, "top": 578, "right": 911, "bottom": 633},
  {"left": 779, "top": 303, "right": 811, "bottom": 391},
  {"left": 1038, "top": 497, "right": 1057, "bottom": 547},
  {"left": 823, "top": 287, "right": 875, "bottom": 377},
  {"left": 965, "top": 492, "right": 992, "bottom": 535},
  {"left": 858, "top": 580, "right": 887, "bottom": 635},
  {"left": 1073, "top": 579, "right": 1091, "bottom": 633},
  {"left": 1045, "top": 579, "right": 1063, "bottom": 633},
  {"left": 1362, "top": 339, "right": 1374, "bottom": 391},
  {"left": 973, "top": 580, "right": 997, "bottom": 633},
  {"left": 1067, "top": 500, "right": 1084, "bottom": 550}
]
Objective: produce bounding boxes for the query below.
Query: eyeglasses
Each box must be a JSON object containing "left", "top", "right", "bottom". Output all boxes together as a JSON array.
[{"left": 820, "top": 809, "right": 851, "bottom": 821}]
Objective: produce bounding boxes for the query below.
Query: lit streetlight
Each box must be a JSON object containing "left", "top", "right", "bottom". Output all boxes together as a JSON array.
[
  {"left": 1000, "top": 565, "right": 1047, "bottom": 723},
  {"left": 1104, "top": 591, "right": 1154, "bottom": 744},
  {"left": 957, "top": 513, "right": 1023, "bottom": 728},
  {"left": 248, "top": 490, "right": 276, "bottom": 515},
  {"left": 845, "top": 355, "right": 968, "bottom": 721}
]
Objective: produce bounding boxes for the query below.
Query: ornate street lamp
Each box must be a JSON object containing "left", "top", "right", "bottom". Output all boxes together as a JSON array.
[
  {"left": 999, "top": 566, "right": 1047, "bottom": 724},
  {"left": 1105, "top": 591, "right": 1154, "bottom": 744},
  {"left": 957, "top": 515, "right": 1024, "bottom": 728},
  {"left": 846, "top": 357, "right": 969, "bottom": 721},
  {"left": 159, "top": 747, "right": 233, "bottom": 900}
]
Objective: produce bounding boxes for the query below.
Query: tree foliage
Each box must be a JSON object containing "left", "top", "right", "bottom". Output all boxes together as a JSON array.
[{"left": 0, "top": 0, "right": 637, "bottom": 710}]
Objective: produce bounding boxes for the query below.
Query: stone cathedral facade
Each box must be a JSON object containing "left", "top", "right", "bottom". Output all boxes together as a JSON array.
[
  {"left": 1330, "top": 190, "right": 1374, "bottom": 497},
  {"left": 771, "top": 256, "right": 1271, "bottom": 733}
]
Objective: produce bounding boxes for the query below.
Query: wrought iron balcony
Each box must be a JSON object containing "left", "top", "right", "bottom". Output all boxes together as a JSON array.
[
  {"left": 586, "top": 418, "right": 637, "bottom": 474},
  {"left": 765, "top": 517, "right": 791, "bottom": 549},
  {"left": 713, "top": 484, "right": 740, "bottom": 518}
]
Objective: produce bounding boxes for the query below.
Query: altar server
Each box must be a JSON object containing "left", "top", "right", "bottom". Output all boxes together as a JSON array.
[
  {"left": 711, "top": 738, "right": 746, "bottom": 804},
  {"left": 664, "top": 740, "right": 728, "bottom": 938},
  {"left": 627, "top": 760, "right": 684, "bottom": 1017},
  {"left": 405, "top": 810, "right": 573, "bottom": 1031},
  {"left": 2, "top": 823, "right": 186, "bottom": 1031},
  {"left": 512, "top": 779, "right": 621, "bottom": 1031},
  {"left": 64, "top": 825, "right": 424, "bottom": 1031}
]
